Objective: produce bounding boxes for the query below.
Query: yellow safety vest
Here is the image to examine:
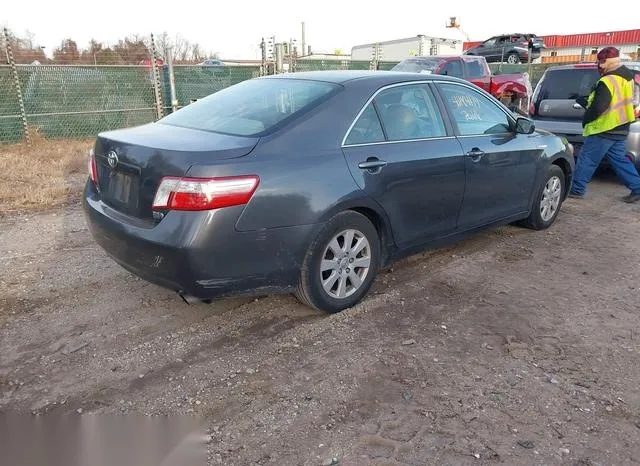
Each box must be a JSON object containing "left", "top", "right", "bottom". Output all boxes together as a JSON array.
[{"left": 583, "top": 73, "right": 636, "bottom": 137}]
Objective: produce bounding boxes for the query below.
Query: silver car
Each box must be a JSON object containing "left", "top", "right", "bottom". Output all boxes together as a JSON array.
[{"left": 529, "top": 62, "right": 640, "bottom": 167}]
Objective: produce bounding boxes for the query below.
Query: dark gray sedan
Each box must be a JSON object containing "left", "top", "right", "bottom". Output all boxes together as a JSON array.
[{"left": 83, "top": 70, "right": 574, "bottom": 313}]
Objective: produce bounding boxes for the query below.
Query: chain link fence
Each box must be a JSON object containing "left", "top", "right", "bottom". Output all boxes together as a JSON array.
[
  {"left": 0, "top": 50, "right": 572, "bottom": 145},
  {"left": 169, "top": 65, "right": 260, "bottom": 108}
]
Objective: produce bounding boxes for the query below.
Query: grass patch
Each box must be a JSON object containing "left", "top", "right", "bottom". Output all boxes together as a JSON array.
[{"left": 0, "top": 137, "right": 92, "bottom": 215}]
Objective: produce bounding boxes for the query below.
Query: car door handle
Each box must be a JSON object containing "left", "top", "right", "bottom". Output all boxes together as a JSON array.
[
  {"left": 466, "top": 148, "right": 485, "bottom": 161},
  {"left": 358, "top": 158, "right": 387, "bottom": 171}
]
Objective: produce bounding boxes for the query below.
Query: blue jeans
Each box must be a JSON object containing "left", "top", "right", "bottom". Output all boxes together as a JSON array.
[{"left": 571, "top": 135, "right": 640, "bottom": 195}]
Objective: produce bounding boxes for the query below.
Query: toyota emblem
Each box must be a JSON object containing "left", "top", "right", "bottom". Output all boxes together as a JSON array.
[{"left": 107, "top": 151, "right": 119, "bottom": 168}]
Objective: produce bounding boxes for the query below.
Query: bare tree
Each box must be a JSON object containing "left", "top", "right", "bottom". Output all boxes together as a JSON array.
[
  {"left": 2, "top": 28, "right": 48, "bottom": 63},
  {"left": 155, "top": 31, "right": 172, "bottom": 61},
  {"left": 191, "top": 43, "right": 203, "bottom": 62}
]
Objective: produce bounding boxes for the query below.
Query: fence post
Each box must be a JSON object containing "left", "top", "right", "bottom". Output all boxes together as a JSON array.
[
  {"left": 3, "top": 27, "right": 29, "bottom": 145},
  {"left": 166, "top": 48, "right": 178, "bottom": 113},
  {"left": 149, "top": 33, "right": 164, "bottom": 120}
]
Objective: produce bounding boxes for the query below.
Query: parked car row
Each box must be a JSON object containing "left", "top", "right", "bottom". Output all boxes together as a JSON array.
[{"left": 83, "top": 68, "right": 575, "bottom": 313}]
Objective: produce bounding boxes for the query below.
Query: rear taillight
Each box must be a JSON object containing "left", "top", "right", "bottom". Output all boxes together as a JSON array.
[
  {"left": 88, "top": 149, "right": 98, "bottom": 184},
  {"left": 152, "top": 175, "right": 260, "bottom": 211}
]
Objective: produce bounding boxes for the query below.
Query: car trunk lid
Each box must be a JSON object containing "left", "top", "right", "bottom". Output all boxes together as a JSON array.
[{"left": 93, "top": 122, "right": 259, "bottom": 221}]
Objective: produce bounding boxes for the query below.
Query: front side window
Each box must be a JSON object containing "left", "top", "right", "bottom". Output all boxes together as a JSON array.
[
  {"left": 159, "top": 78, "right": 340, "bottom": 136},
  {"left": 438, "top": 83, "right": 512, "bottom": 136}
]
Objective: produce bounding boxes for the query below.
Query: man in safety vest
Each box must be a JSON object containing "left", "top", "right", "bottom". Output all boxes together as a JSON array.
[{"left": 569, "top": 46, "right": 640, "bottom": 203}]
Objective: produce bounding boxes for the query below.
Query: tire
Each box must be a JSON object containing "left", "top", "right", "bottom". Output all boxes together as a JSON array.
[
  {"left": 507, "top": 52, "right": 521, "bottom": 64},
  {"left": 295, "top": 211, "right": 381, "bottom": 313},
  {"left": 520, "top": 165, "right": 565, "bottom": 230}
]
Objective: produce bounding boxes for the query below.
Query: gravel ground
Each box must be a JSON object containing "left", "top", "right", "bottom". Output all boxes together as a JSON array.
[{"left": 1, "top": 175, "right": 640, "bottom": 465}]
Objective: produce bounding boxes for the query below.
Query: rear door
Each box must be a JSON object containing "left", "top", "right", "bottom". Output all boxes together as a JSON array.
[
  {"left": 476, "top": 37, "right": 500, "bottom": 62},
  {"left": 341, "top": 82, "right": 466, "bottom": 247},
  {"left": 434, "top": 81, "right": 541, "bottom": 229},
  {"left": 531, "top": 66, "right": 600, "bottom": 152}
]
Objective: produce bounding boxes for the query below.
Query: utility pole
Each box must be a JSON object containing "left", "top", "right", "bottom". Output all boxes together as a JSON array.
[
  {"left": 260, "top": 37, "right": 267, "bottom": 76},
  {"left": 370, "top": 43, "right": 382, "bottom": 70}
]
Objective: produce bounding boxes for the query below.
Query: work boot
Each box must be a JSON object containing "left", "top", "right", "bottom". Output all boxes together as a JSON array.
[
  {"left": 623, "top": 192, "right": 640, "bottom": 203},
  {"left": 568, "top": 192, "right": 584, "bottom": 199}
]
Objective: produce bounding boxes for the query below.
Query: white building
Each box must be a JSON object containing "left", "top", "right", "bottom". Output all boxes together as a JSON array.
[{"left": 350, "top": 30, "right": 468, "bottom": 62}]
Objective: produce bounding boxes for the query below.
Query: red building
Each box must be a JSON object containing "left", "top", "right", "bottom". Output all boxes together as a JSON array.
[{"left": 464, "top": 29, "right": 640, "bottom": 63}]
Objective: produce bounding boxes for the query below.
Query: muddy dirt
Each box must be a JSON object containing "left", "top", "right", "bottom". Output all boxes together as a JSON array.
[{"left": 1, "top": 175, "right": 640, "bottom": 465}]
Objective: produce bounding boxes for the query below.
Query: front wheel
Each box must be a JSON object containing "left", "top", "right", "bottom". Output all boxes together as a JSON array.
[
  {"left": 520, "top": 165, "right": 565, "bottom": 230},
  {"left": 295, "top": 211, "right": 381, "bottom": 313}
]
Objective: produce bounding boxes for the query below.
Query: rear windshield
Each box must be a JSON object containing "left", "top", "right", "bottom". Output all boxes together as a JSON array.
[
  {"left": 158, "top": 78, "right": 341, "bottom": 136},
  {"left": 536, "top": 68, "right": 600, "bottom": 101},
  {"left": 392, "top": 58, "right": 443, "bottom": 74}
]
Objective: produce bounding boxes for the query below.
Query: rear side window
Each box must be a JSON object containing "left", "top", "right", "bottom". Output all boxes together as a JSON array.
[
  {"left": 158, "top": 78, "right": 340, "bottom": 136},
  {"left": 344, "top": 104, "right": 385, "bottom": 145},
  {"left": 536, "top": 69, "right": 599, "bottom": 101},
  {"left": 374, "top": 84, "right": 446, "bottom": 141},
  {"left": 465, "top": 59, "right": 487, "bottom": 78},
  {"left": 440, "top": 60, "right": 464, "bottom": 78},
  {"left": 344, "top": 83, "right": 447, "bottom": 145}
]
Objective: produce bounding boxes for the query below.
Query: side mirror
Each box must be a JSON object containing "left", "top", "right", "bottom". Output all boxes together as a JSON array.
[{"left": 515, "top": 117, "right": 535, "bottom": 134}]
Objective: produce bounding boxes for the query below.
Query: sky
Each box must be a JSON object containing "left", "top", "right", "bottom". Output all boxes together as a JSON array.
[{"left": 3, "top": 0, "right": 639, "bottom": 59}]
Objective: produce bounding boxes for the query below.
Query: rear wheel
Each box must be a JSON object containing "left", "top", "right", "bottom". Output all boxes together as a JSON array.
[
  {"left": 506, "top": 52, "right": 521, "bottom": 64},
  {"left": 295, "top": 211, "right": 381, "bottom": 313},
  {"left": 520, "top": 165, "right": 565, "bottom": 230}
]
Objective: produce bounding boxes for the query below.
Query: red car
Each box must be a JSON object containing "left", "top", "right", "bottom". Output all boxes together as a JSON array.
[{"left": 392, "top": 55, "right": 533, "bottom": 112}]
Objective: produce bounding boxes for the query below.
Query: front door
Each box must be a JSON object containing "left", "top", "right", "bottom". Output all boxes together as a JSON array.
[
  {"left": 434, "top": 81, "right": 540, "bottom": 230},
  {"left": 342, "top": 82, "right": 465, "bottom": 247}
]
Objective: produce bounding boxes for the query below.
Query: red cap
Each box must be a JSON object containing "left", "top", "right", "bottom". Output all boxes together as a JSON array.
[{"left": 597, "top": 47, "right": 620, "bottom": 61}]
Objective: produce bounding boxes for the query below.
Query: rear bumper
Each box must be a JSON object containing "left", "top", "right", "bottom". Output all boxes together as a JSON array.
[
  {"left": 82, "top": 181, "right": 318, "bottom": 300},
  {"left": 533, "top": 119, "right": 640, "bottom": 166}
]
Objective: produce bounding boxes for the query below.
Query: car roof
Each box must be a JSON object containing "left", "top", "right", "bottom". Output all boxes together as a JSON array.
[
  {"left": 542, "top": 62, "right": 640, "bottom": 75},
  {"left": 260, "top": 70, "right": 466, "bottom": 85},
  {"left": 544, "top": 63, "right": 598, "bottom": 71}
]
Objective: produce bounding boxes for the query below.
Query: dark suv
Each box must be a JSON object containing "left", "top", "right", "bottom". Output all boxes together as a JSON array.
[
  {"left": 464, "top": 33, "right": 544, "bottom": 64},
  {"left": 530, "top": 62, "right": 640, "bottom": 168}
]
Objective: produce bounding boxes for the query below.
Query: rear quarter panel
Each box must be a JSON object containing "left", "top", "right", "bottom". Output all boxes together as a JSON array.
[{"left": 184, "top": 80, "right": 391, "bottom": 233}]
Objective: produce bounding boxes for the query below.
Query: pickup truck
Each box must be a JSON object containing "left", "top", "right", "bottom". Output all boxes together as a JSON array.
[{"left": 391, "top": 55, "right": 533, "bottom": 112}]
